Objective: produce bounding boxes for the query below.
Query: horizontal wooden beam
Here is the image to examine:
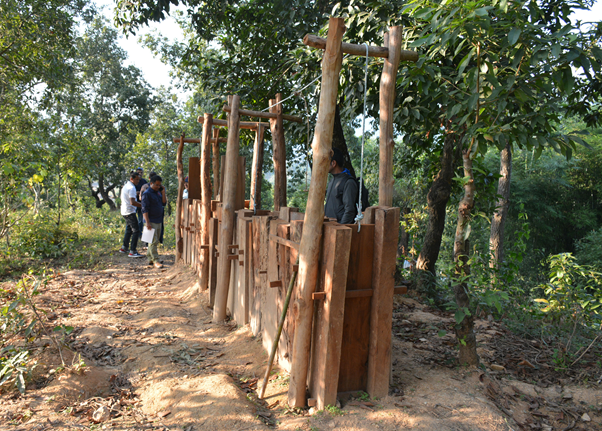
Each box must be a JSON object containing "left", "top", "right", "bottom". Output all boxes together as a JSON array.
[
  {"left": 223, "top": 105, "right": 303, "bottom": 124},
  {"left": 303, "top": 34, "right": 419, "bottom": 62},
  {"left": 269, "top": 234, "right": 300, "bottom": 250},
  {"left": 171, "top": 137, "right": 227, "bottom": 144},
  {"left": 197, "top": 117, "right": 261, "bottom": 130},
  {"left": 394, "top": 285, "right": 408, "bottom": 295}
]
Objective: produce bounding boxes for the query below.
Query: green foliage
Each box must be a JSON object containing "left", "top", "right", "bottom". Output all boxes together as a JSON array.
[
  {"left": 576, "top": 228, "right": 602, "bottom": 270},
  {"left": 10, "top": 217, "right": 79, "bottom": 259},
  {"left": 325, "top": 404, "right": 345, "bottom": 416},
  {"left": 536, "top": 253, "right": 602, "bottom": 329}
]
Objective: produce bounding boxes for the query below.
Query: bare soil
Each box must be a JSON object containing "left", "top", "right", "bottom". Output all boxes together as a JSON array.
[{"left": 1, "top": 250, "right": 601, "bottom": 431}]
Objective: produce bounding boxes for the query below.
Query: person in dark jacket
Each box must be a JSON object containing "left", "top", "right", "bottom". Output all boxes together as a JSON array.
[
  {"left": 142, "top": 175, "right": 167, "bottom": 268},
  {"left": 324, "top": 148, "right": 358, "bottom": 224}
]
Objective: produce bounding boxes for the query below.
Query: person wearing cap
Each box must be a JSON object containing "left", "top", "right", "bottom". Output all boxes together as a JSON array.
[
  {"left": 183, "top": 176, "right": 189, "bottom": 199},
  {"left": 324, "top": 148, "right": 358, "bottom": 224},
  {"left": 135, "top": 167, "right": 148, "bottom": 247}
]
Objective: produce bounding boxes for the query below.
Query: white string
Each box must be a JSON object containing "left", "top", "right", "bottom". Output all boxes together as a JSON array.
[{"left": 354, "top": 44, "right": 369, "bottom": 232}]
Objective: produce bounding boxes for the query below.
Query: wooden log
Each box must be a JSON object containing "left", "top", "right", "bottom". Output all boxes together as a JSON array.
[
  {"left": 251, "top": 214, "right": 275, "bottom": 336},
  {"left": 200, "top": 114, "right": 213, "bottom": 291},
  {"left": 308, "top": 224, "right": 351, "bottom": 411},
  {"left": 288, "top": 17, "right": 346, "bottom": 409},
  {"left": 188, "top": 157, "right": 201, "bottom": 200},
  {"left": 171, "top": 137, "right": 226, "bottom": 144},
  {"left": 208, "top": 217, "right": 219, "bottom": 307},
  {"left": 207, "top": 118, "right": 261, "bottom": 129},
  {"left": 250, "top": 125, "right": 266, "bottom": 210},
  {"left": 366, "top": 206, "right": 400, "bottom": 398},
  {"left": 213, "top": 95, "right": 241, "bottom": 323},
  {"left": 222, "top": 105, "right": 303, "bottom": 124},
  {"left": 183, "top": 200, "right": 190, "bottom": 264},
  {"left": 212, "top": 128, "right": 220, "bottom": 199},
  {"left": 378, "top": 27, "right": 403, "bottom": 206},
  {"left": 175, "top": 134, "right": 185, "bottom": 262},
  {"left": 302, "top": 33, "right": 418, "bottom": 62},
  {"left": 270, "top": 93, "right": 287, "bottom": 211},
  {"left": 236, "top": 156, "right": 246, "bottom": 211}
]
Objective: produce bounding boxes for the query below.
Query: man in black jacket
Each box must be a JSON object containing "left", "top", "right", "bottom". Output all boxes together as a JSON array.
[{"left": 324, "top": 148, "right": 358, "bottom": 224}]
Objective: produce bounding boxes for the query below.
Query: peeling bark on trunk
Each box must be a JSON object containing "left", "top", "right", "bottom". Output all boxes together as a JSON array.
[
  {"left": 453, "top": 150, "right": 479, "bottom": 367},
  {"left": 416, "top": 134, "right": 457, "bottom": 274},
  {"left": 489, "top": 143, "right": 512, "bottom": 269}
]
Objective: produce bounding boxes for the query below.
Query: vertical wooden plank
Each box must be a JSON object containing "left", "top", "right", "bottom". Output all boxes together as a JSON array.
[
  {"left": 308, "top": 223, "right": 351, "bottom": 410},
  {"left": 188, "top": 157, "right": 201, "bottom": 200},
  {"left": 276, "top": 223, "right": 291, "bottom": 369},
  {"left": 190, "top": 200, "right": 198, "bottom": 271},
  {"left": 233, "top": 212, "right": 251, "bottom": 325},
  {"left": 366, "top": 206, "right": 400, "bottom": 398},
  {"left": 338, "top": 224, "right": 375, "bottom": 392},
  {"left": 219, "top": 155, "right": 225, "bottom": 202},
  {"left": 235, "top": 156, "right": 246, "bottom": 211},
  {"left": 250, "top": 125, "right": 266, "bottom": 210},
  {"left": 175, "top": 135, "right": 185, "bottom": 262},
  {"left": 182, "top": 201, "right": 189, "bottom": 265},
  {"left": 251, "top": 215, "right": 273, "bottom": 336},
  {"left": 212, "top": 127, "right": 220, "bottom": 199},
  {"left": 208, "top": 218, "right": 219, "bottom": 307},
  {"left": 200, "top": 115, "right": 213, "bottom": 288},
  {"left": 270, "top": 93, "right": 287, "bottom": 211}
]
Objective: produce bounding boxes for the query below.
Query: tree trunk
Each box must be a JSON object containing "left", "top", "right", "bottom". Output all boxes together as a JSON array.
[
  {"left": 453, "top": 150, "right": 479, "bottom": 367},
  {"left": 489, "top": 143, "right": 512, "bottom": 269},
  {"left": 175, "top": 135, "right": 185, "bottom": 263},
  {"left": 397, "top": 207, "right": 410, "bottom": 258},
  {"left": 332, "top": 103, "right": 356, "bottom": 178},
  {"left": 416, "top": 133, "right": 457, "bottom": 274},
  {"left": 97, "top": 173, "right": 116, "bottom": 211}
]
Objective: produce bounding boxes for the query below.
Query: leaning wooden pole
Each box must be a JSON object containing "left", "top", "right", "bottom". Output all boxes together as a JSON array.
[
  {"left": 175, "top": 134, "right": 185, "bottom": 263},
  {"left": 270, "top": 93, "right": 287, "bottom": 210},
  {"left": 213, "top": 96, "right": 241, "bottom": 323},
  {"left": 250, "top": 124, "right": 266, "bottom": 210},
  {"left": 212, "top": 128, "right": 221, "bottom": 199},
  {"left": 200, "top": 114, "right": 213, "bottom": 291},
  {"left": 288, "top": 17, "right": 346, "bottom": 408},
  {"left": 378, "top": 26, "right": 403, "bottom": 206}
]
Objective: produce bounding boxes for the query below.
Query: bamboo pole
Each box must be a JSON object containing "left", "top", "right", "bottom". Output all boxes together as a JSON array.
[
  {"left": 213, "top": 96, "right": 241, "bottom": 323},
  {"left": 200, "top": 114, "right": 213, "bottom": 292},
  {"left": 270, "top": 93, "right": 287, "bottom": 211},
  {"left": 259, "top": 258, "right": 299, "bottom": 400},
  {"left": 222, "top": 105, "right": 303, "bottom": 123},
  {"left": 212, "top": 128, "right": 220, "bottom": 199},
  {"left": 250, "top": 124, "right": 266, "bottom": 210},
  {"left": 288, "top": 17, "right": 346, "bottom": 408},
  {"left": 175, "top": 134, "right": 185, "bottom": 263},
  {"left": 378, "top": 27, "right": 403, "bottom": 206},
  {"left": 303, "top": 33, "right": 418, "bottom": 62}
]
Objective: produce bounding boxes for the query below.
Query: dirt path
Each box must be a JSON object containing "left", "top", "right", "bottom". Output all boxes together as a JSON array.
[{"left": 1, "top": 252, "right": 600, "bottom": 430}]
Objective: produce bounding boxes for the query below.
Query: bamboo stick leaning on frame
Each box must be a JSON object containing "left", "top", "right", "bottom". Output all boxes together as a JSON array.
[
  {"left": 175, "top": 133, "right": 185, "bottom": 263},
  {"left": 213, "top": 96, "right": 241, "bottom": 323},
  {"left": 287, "top": 16, "right": 346, "bottom": 409},
  {"left": 200, "top": 114, "right": 213, "bottom": 291}
]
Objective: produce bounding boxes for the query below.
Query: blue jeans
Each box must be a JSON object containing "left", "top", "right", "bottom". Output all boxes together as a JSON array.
[
  {"left": 137, "top": 209, "right": 145, "bottom": 244},
  {"left": 122, "top": 213, "right": 140, "bottom": 252}
]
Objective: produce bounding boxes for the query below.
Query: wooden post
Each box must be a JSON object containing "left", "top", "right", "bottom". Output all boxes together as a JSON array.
[
  {"left": 288, "top": 17, "right": 345, "bottom": 408},
  {"left": 188, "top": 157, "right": 201, "bottom": 200},
  {"left": 200, "top": 114, "right": 213, "bottom": 291},
  {"left": 175, "top": 134, "right": 185, "bottom": 262},
  {"left": 250, "top": 124, "right": 266, "bottom": 210},
  {"left": 212, "top": 128, "right": 220, "bottom": 199},
  {"left": 213, "top": 95, "right": 241, "bottom": 323},
  {"left": 270, "top": 93, "right": 287, "bottom": 211},
  {"left": 366, "top": 206, "right": 399, "bottom": 398},
  {"left": 378, "top": 27, "right": 403, "bottom": 206}
]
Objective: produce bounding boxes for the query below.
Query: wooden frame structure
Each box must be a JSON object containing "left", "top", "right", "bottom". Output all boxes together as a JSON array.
[{"left": 175, "top": 15, "right": 417, "bottom": 410}]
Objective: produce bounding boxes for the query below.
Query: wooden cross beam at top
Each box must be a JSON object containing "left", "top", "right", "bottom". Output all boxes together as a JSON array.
[
  {"left": 172, "top": 137, "right": 227, "bottom": 144},
  {"left": 222, "top": 105, "right": 303, "bottom": 123},
  {"left": 197, "top": 116, "right": 269, "bottom": 130},
  {"left": 303, "top": 34, "right": 418, "bottom": 62}
]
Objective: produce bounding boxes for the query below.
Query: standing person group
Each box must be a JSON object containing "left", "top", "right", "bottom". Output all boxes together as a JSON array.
[{"left": 119, "top": 168, "right": 167, "bottom": 267}]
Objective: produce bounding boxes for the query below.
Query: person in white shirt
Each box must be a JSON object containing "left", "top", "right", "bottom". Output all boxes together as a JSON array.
[
  {"left": 119, "top": 172, "right": 144, "bottom": 258},
  {"left": 182, "top": 176, "right": 189, "bottom": 199}
]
